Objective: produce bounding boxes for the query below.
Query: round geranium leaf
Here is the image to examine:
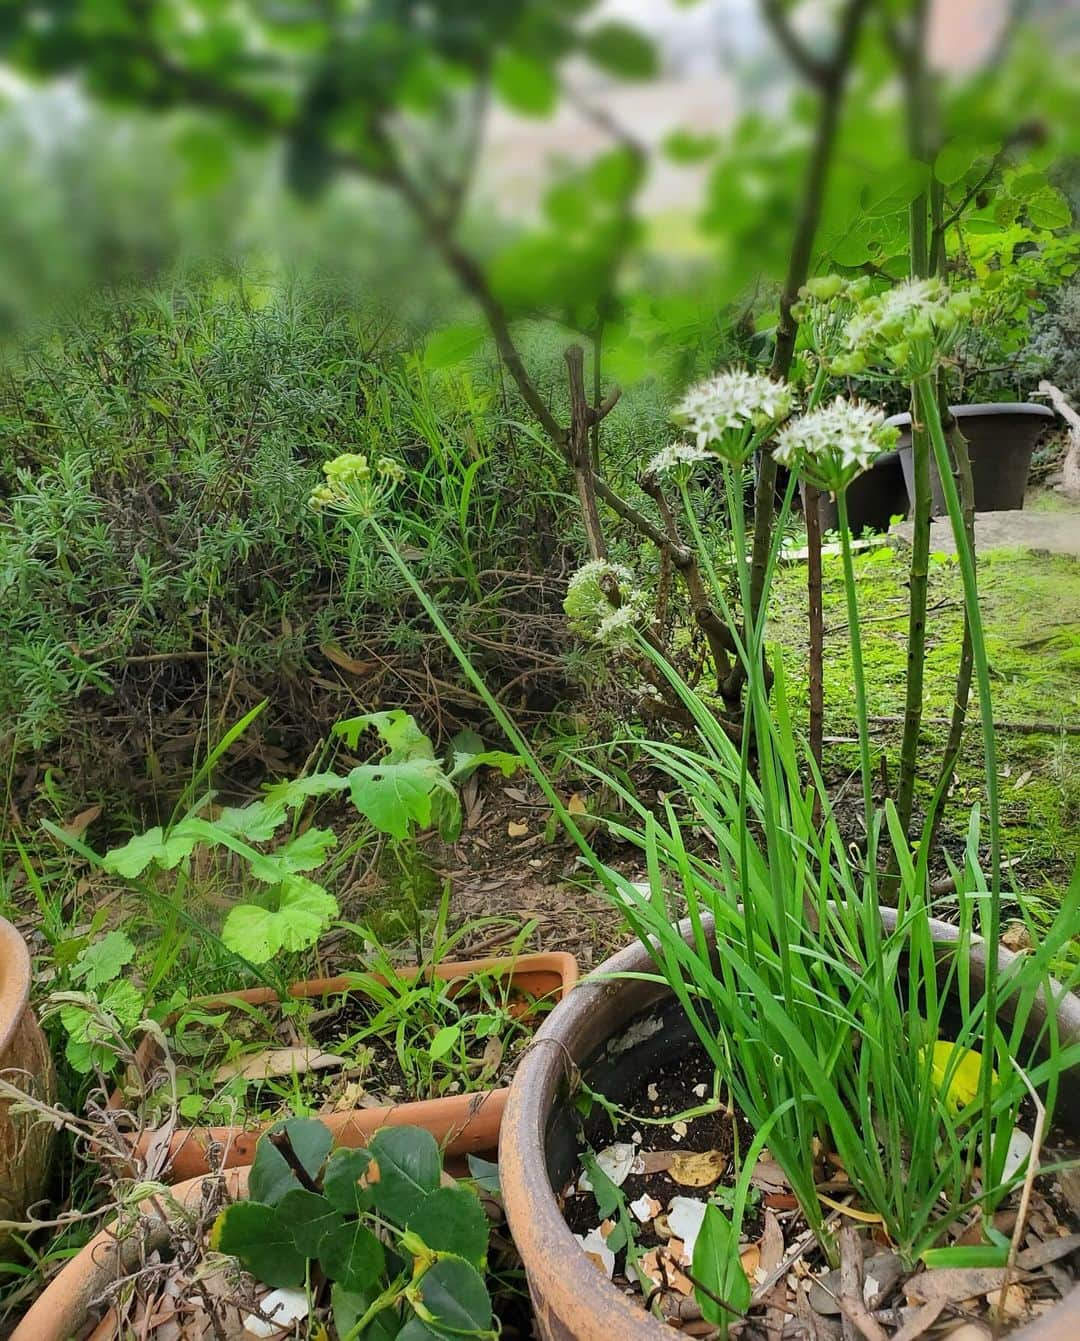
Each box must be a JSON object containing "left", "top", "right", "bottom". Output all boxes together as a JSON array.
[
  {"left": 406, "top": 1186, "right": 490, "bottom": 1268},
  {"left": 369, "top": 1127, "right": 441, "bottom": 1225}
]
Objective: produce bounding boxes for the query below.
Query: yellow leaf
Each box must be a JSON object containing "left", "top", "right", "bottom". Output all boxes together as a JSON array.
[
  {"left": 925, "top": 1041, "right": 997, "bottom": 1114},
  {"left": 568, "top": 792, "right": 588, "bottom": 814},
  {"left": 507, "top": 820, "right": 529, "bottom": 837},
  {"left": 818, "top": 1194, "right": 885, "bottom": 1223}
]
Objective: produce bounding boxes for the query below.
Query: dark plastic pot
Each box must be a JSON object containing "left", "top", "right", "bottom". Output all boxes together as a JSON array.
[
  {"left": 500, "top": 914, "right": 1080, "bottom": 1341},
  {"left": 895, "top": 402, "right": 1054, "bottom": 517},
  {"left": 802, "top": 449, "right": 907, "bottom": 536}
]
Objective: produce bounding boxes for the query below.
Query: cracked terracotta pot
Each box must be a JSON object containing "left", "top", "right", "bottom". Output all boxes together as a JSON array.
[
  {"left": 109, "top": 951, "right": 576, "bottom": 1182},
  {"left": 499, "top": 914, "right": 1080, "bottom": 1341},
  {"left": 0, "top": 915, "right": 56, "bottom": 1258},
  {"left": 10, "top": 1165, "right": 250, "bottom": 1340}
]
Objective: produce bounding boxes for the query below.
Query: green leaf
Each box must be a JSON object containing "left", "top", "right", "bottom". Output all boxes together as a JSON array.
[
  {"left": 101, "top": 978, "right": 143, "bottom": 1028},
  {"left": 221, "top": 879, "right": 338, "bottom": 962},
  {"left": 466, "top": 1155, "right": 501, "bottom": 1195},
  {"left": 1027, "top": 187, "right": 1071, "bottom": 230},
  {"left": 428, "top": 1024, "right": 460, "bottom": 1061},
  {"left": 492, "top": 49, "right": 557, "bottom": 116},
  {"left": 663, "top": 128, "right": 718, "bottom": 163},
  {"left": 277, "top": 1189, "right": 344, "bottom": 1256},
  {"left": 211, "top": 1202, "right": 306, "bottom": 1288},
  {"left": 318, "top": 1219, "right": 386, "bottom": 1292},
  {"left": 347, "top": 758, "right": 449, "bottom": 839},
  {"left": 406, "top": 1186, "right": 490, "bottom": 1267},
  {"left": 934, "top": 136, "right": 982, "bottom": 185},
  {"left": 248, "top": 1119, "right": 333, "bottom": 1206},
  {"left": 369, "top": 1127, "right": 442, "bottom": 1225},
  {"left": 414, "top": 1257, "right": 492, "bottom": 1333},
  {"left": 335, "top": 710, "right": 434, "bottom": 761},
  {"left": 214, "top": 799, "right": 288, "bottom": 843},
  {"left": 920, "top": 1244, "right": 1009, "bottom": 1269},
  {"left": 272, "top": 827, "right": 338, "bottom": 874},
  {"left": 449, "top": 749, "right": 521, "bottom": 781},
  {"left": 71, "top": 930, "right": 135, "bottom": 991},
  {"left": 101, "top": 825, "right": 198, "bottom": 877},
  {"left": 693, "top": 1205, "right": 752, "bottom": 1327},
  {"left": 261, "top": 773, "right": 350, "bottom": 808},
  {"left": 323, "top": 1148, "right": 375, "bottom": 1214},
  {"left": 862, "top": 162, "right": 929, "bottom": 217},
  {"left": 424, "top": 324, "right": 486, "bottom": 369},
  {"left": 582, "top": 22, "right": 657, "bottom": 79},
  {"left": 397, "top": 1318, "right": 455, "bottom": 1340},
  {"left": 332, "top": 1286, "right": 400, "bottom": 1341}
]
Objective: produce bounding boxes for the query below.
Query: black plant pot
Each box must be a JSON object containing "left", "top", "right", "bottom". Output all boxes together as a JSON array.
[
  {"left": 801, "top": 449, "right": 907, "bottom": 536},
  {"left": 894, "top": 402, "right": 1054, "bottom": 517}
]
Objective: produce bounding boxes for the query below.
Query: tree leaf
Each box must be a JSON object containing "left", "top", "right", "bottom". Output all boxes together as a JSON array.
[
  {"left": 1027, "top": 186, "right": 1071, "bottom": 230},
  {"left": 582, "top": 22, "right": 657, "bottom": 80},
  {"left": 369, "top": 1127, "right": 442, "bottom": 1225},
  {"left": 424, "top": 324, "right": 486, "bottom": 369},
  {"left": 492, "top": 49, "right": 557, "bottom": 116},
  {"left": 319, "top": 1219, "right": 386, "bottom": 1292},
  {"left": 406, "top": 1186, "right": 490, "bottom": 1268},
  {"left": 323, "top": 1148, "right": 375, "bottom": 1214},
  {"left": 210, "top": 1202, "right": 306, "bottom": 1288},
  {"left": 277, "top": 1189, "right": 344, "bottom": 1256},
  {"left": 248, "top": 1118, "right": 333, "bottom": 1205},
  {"left": 414, "top": 1257, "right": 492, "bottom": 1333}
]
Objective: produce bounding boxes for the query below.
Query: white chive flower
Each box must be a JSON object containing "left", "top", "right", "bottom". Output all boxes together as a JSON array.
[
  {"left": 834, "top": 278, "right": 976, "bottom": 377},
  {"left": 564, "top": 559, "right": 648, "bottom": 648},
  {"left": 773, "top": 397, "right": 899, "bottom": 494},
  {"left": 309, "top": 452, "right": 405, "bottom": 518},
  {"left": 674, "top": 370, "right": 795, "bottom": 465},
  {"left": 646, "top": 441, "right": 715, "bottom": 484}
]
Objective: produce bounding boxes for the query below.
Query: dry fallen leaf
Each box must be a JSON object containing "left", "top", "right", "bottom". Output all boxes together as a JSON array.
[
  {"left": 987, "top": 1282, "right": 1030, "bottom": 1322},
  {"left": 670, "top": 1149, "right": 727, "bottom": 1187},
  {"left": 567, "top": 792, "right": 588, "bottom": 814},
  {"left": 751, "top": 1156, "right": 790, "bottom": 1193},
  {"left": 319, "top": 643, "right": 377, "bottom": 675},
  {"left": 215, "top": 1047, "right": 342, "bottom": 1084},
  {"left": 641, "top": 1150, "right": 679, "bottom": 1173},
  {"left": 61, "top": 804, "right": 102, "bottom": 838},
  {"left": 740, "top": 1244, "right": 761, "bottom": 1280},
  {"left": 760, "top": 1210, "right": 785, "bottom": 1273},
  {"left": 905, "top": 1267, "right": 1010, "bottom": 1305},
  {"left": 1016, "top": 1232, "right": 1080, "bottom": 1270},
  {"left": 1001, "top": 921, "right": 1033, "bottom": 952},
  {"left": 507, "top": 820, "right": 529, "bottom": 838}
]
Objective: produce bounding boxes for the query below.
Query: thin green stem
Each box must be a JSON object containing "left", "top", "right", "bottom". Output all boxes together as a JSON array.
[{"left": 914, "top": 374, "right": 1002, "bottom": 1184}]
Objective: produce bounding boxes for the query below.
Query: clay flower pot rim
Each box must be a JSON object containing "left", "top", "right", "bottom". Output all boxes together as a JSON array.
[
  {"left": 0, "top": 917, "right": 32, "bottom": 1055},
  {"left": 113, "top": 950, "right": 577, "bottom": 1182},
  {"left": 887, "top": 401, "right": 1056, "bottom": 428},
  {"left": 499, "top": 913, "right": 1080, "bottom": 1341},
  {"left": 10, "top": 1166, "right": 251, "bottom": 1341}
]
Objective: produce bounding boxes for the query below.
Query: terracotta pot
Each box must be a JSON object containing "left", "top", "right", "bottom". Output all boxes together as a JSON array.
[
  {"left": 10, "top": 1166, "right": 250, "bottom": 1341},
  {"left": 0, "top": 916, "right": 56, "bottom": 1256},
  {"left": 111, "top": 952, "right": 576, "bottom": 1182},
  {"left": 894, "top": 401, "right": 1055, "bottom": 516},
  {"left": 500, "top": 915, "right": 1080, "bottom": 1341}
]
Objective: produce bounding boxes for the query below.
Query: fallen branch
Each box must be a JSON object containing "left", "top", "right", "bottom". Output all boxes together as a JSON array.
[
  {"left": 868, "top": 714, "right": 1080, "bottom": 737},
  {"left": 1036, "top": 380, "right": 1080, "bottom": 499}
]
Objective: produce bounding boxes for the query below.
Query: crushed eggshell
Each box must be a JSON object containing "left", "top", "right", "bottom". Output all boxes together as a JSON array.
[
  {"left": 692, "top": 1083, "right": 708, "bottom": 1099},
  {"left": 670, "top": 1149, "right": 726, "bottom": 1188},
  {"left": 574, "top": 1228, "right": 616, "bottom": 1279},
  {"left": 672, "top": 1120, "right": 689, "bottom": 1140},
  {"left": 630, "top": 1193, "right": 663, "bottom": 1223},
  {"left": 668, "top": 1196, "right": 708, "bottom": 1262},
  {"left": 243, "top": 1287, "right": 309, "bottom": 1338},
  {"left": 647, "top": 1083, "right": 660, "bottom": 1102},
  {"left": 579, "top": 1142, "right": 639, "bottom": 1192}
]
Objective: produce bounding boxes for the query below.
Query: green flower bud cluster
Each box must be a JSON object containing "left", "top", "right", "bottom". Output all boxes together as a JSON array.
[
  {"left": 309, "top": 452, "right": 405, "bottom": 518},
  {"left": 790, "top": 273, "right": 872, "bottom": 325},
  {"left": 834, "top": 278, "right": 976, "bottom": 377}
]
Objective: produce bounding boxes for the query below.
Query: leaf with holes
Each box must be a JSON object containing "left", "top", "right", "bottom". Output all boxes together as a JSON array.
[{"left": 347, "top": 758, "right": 450, "bottom": 839}]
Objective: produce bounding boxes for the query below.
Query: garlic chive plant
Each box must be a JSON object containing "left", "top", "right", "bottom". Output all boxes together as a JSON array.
[{"left": 310, "top": 284, "right": 1079, "bottom": 1278}]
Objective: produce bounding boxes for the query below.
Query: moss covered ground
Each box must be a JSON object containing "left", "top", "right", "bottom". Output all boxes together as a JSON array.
[{"left": 770, "top": 539, "right": 1080, "bottom": 900}]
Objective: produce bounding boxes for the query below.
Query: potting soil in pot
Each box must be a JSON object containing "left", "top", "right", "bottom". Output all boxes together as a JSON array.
[{"left": 554, "top": 1001, "right": 1080, "bottom": 1339}]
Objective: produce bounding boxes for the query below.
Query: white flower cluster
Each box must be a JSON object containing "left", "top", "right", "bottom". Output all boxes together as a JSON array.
[
  {"left": 774, "top": 397, "right": 899, "bottom": 494},
  {"left": 835, "top": 278, "right": 975, "bottom": 377},
  {"left": 564, "top": 559, "right": 648, "bottom": 650},
  {"left": 674, "top": 370, "right": 795, "bottom": 464},
  {"left": 309, "top": 452, "right": 405, "bottom": 518},
  {"left": 645, "top": 441, "right": 715, "bottom": 483}
]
